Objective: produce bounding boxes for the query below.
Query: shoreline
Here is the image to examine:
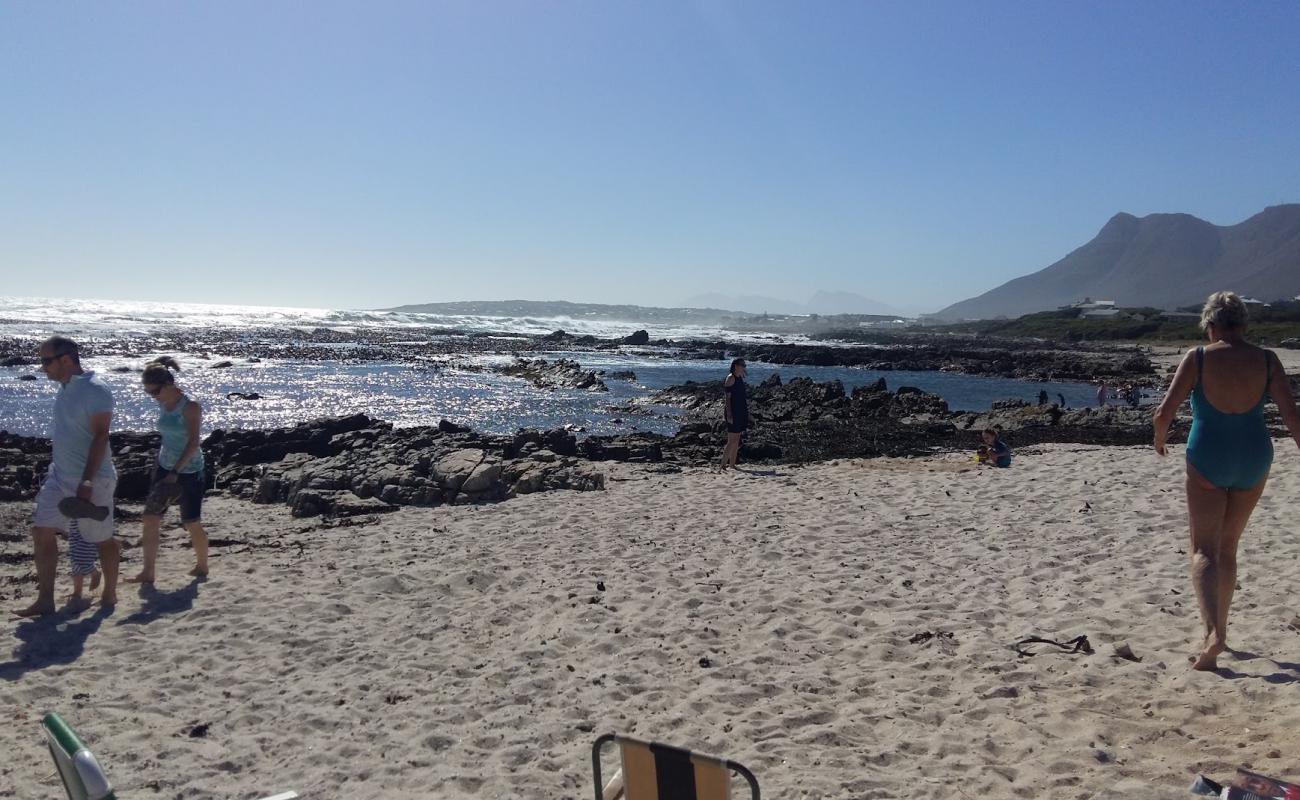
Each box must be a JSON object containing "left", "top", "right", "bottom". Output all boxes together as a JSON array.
[
  {"left": 2, "top": 368, "right": 1188, "bottom": 517},
  {"left": 2, "top": 325, "right": 1162, "bottom": 385},
  {"left": 3, "top": 444, "right": 1298, "bottom": 797}
]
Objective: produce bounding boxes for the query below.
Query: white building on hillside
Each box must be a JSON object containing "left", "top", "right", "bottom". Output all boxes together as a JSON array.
[{"left": 1068, "top": 298, "right": 1120, "bottom": 319}]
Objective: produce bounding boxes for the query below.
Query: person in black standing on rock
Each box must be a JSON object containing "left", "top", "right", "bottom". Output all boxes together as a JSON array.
[{"left": 720, "top": 358, "right": 748, "bottom": 470}]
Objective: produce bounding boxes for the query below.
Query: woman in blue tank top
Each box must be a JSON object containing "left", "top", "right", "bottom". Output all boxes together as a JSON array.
[
  {"left": 1153, "top": 292, "right": 1300, "bottom": 670},
  {"left": 127, "top": 357, "right": 210, "bottom": 584}
]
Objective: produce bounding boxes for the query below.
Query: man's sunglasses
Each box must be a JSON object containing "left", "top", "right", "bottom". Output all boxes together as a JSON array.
[{"left": 39, "top": 354, "right": 67, "bottom": 366}]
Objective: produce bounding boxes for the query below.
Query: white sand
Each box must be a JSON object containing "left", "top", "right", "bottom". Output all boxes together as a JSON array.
[
  {"left": 1150, "top": 342, "right": 1300, "bottom": 376},
  {"left": 3, "top": 443, "right": 1299, "bottom": 799}
]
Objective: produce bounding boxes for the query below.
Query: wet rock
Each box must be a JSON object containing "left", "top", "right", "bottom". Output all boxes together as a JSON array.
[
  {"left": 621, "top": 329, "right": 650, "bottom": 346},
  {"left": 496, "top": 358, "right": 608, "bottom": 392},
  {"left": 210, "top": 360, "right": 234, "bottom": 369}
]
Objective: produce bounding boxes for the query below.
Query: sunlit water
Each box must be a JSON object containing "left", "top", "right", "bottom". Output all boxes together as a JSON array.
[{"left": 1, "top": 297, "right": 1106, "bottom": 437}]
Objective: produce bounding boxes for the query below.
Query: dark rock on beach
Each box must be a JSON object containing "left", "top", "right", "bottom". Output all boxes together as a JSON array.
[
  {"left": 671, "top": 334, "right": 1157, "bottom": 385},
  {"left": 219, "top": 421, "right": 605, "bottom": 516},
  {"left": 0, "top": 412, "right": 606, "bottom": 518},
  {"left": 646, "top": 371, "right": 1208, "bottom": 463},
  {"left": 495, "top": 358, "right": 608, "bottom": 392}
]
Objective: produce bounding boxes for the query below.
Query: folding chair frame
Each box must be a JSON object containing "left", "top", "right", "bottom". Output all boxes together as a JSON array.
[
  {"left": 42, "top": 712, "right": 116, "bottom": 800},
  {"left": 592, "top": 733, "right": 760, "bottom": 800},
  {"left": 41, "top": 712, "right": 298, "bottom": 800}
]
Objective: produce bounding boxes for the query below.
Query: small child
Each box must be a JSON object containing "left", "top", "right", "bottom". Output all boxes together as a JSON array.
[
  {"left": 66, "top": 521, "right": 101, "bottom": 612},
  {"left": 976, "top": 428, "right": 1012, "bottom": 468}
]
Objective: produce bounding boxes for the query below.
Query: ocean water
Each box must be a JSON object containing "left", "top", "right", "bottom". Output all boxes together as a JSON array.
[
  {"left": 0, "top": 295, "right": 783, "bottom": 342},
  {"left": 1, "top": 297, "right": 1104, "bottom": 438}
]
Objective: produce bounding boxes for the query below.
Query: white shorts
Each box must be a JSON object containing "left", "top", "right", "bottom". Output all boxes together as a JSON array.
[{"left": 33, "top": 469, "right": 116, "bottom": 544}]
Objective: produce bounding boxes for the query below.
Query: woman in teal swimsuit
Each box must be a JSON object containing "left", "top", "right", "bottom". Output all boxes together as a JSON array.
[{"left": 1154, "top": 292, "right": 1300, "bottom": 670}]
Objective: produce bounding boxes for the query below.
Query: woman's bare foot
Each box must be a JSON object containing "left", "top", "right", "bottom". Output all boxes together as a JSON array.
[
  {"left": 126, "top": 572, "right": 155, "bottom": 585},
  {"left": 97, "top": 591, "right": 117, "bottom": 609},
  {"left": 189, "top": 566, "right": 208, "bottom": 578},
  {"left": 1191, "top": 635, "right": 1226, "bottom": 671}
]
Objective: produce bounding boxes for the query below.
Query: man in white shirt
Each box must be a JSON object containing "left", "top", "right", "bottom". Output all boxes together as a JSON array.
[{"left": 14, "top": 336, "right": 121, "bottom": 617}]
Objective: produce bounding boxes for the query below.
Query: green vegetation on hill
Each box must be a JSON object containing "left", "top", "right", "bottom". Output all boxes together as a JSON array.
[{"left": 913, "top": 301, "right": 1300, "bottom": 344}]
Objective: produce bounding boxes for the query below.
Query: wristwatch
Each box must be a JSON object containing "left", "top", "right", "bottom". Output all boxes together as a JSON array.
[{"left": 79, "top": 479, "right": 94, "bottom": 489}]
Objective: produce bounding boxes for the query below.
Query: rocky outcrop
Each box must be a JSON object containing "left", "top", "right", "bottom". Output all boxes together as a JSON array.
[
  {"left": 673, "top": 338, "right": 1157, "bottom": 385},
  {"left": 212, "top": 418, "right": 605, "bottom": 516},
  {"left": 0, "top": 415, "right": 606, "bottom": 518},
  {"left": 648, "top": 372, "right": 1213, "bottom": 462},
  {"left": 495, "top": 358, "right": 608, "bottom": 391},
  {"left": 0, "top": 430, "right": 165, "bottom": 503}
]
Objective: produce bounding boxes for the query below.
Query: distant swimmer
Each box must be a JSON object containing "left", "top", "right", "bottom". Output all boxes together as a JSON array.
[
  {"left": 1153, "top": 291, "right": 1300, "bottom": 671},
  {"left": 720, "top": 358, "right": 748, "bottom": 471}
]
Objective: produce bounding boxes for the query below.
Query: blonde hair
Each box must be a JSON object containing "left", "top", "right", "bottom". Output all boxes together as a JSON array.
[{"left": 1200, "top": 291, "right": 1248, "bottom": 333}]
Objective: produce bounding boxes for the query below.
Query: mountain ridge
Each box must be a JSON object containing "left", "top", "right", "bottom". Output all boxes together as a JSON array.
[{"left": 936, "top": 204, "right": 1300, "bottom": 319}]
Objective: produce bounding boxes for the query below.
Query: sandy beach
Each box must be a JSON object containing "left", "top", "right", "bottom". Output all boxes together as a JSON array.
[{"left": 3, "top": 442, "right": 1299, "bottom": 799}]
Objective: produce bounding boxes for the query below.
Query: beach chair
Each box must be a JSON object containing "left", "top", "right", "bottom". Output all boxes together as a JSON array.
[
  {"left": 42, "top": 712, "right": 116, "bottom": 800},
  {"left": 591, "top": 733, "right": 760, "bottom": 800},
  {"left": 41, "top": 712, "right": 299, "bottom": 800}
]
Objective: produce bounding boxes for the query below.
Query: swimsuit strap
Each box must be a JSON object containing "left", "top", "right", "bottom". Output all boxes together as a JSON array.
[
  {"left": 1194, "top": 346, "right": 1204, "bottom": 388},
  {"left": 1261, "top": 349, "right": 1273, "bottom": 404}
]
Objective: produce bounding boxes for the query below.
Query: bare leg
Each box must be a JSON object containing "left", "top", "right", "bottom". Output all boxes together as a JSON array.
[
  {"left": 13, "top": 527, "right": 59, "bottom": 617},
  {"left": 128, "top": 515, "right": 163, "bottom": 583},
  {"left": 96, "top": 538, "right": 120, "bottom": 608},
  {"left": 185, "top": 521, "right": 209, "bottom": 577},
  {"left": 1211, "top": 474, "right": 1268, "bottom": 658},
  {"left": 64, "top": 577, "right": 93, "bottom": 613},
  {"left": 723, "top": 433, "right": 741, "bottom": 469},
  {"left": 1185, "top": 465, "right": 1229, "bottom": 670}
]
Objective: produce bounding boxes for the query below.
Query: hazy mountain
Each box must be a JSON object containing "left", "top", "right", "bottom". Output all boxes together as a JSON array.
[
  {"left": 681, "top": 293, "right": 805, "bottom": 315},
  {"left": 935, "top": 204, "right": 1300, "bottom": 320},
  {"left": 683, "top": 291, "right": 905, "bottom": 316},
  {"left": 383, "top": 299, "right": 734, "bottom": 324}
]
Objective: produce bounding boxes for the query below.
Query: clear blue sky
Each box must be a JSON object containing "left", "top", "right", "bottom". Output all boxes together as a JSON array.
[{"left": 3, "top": 2, "right": 1298, "bottom": 313}]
